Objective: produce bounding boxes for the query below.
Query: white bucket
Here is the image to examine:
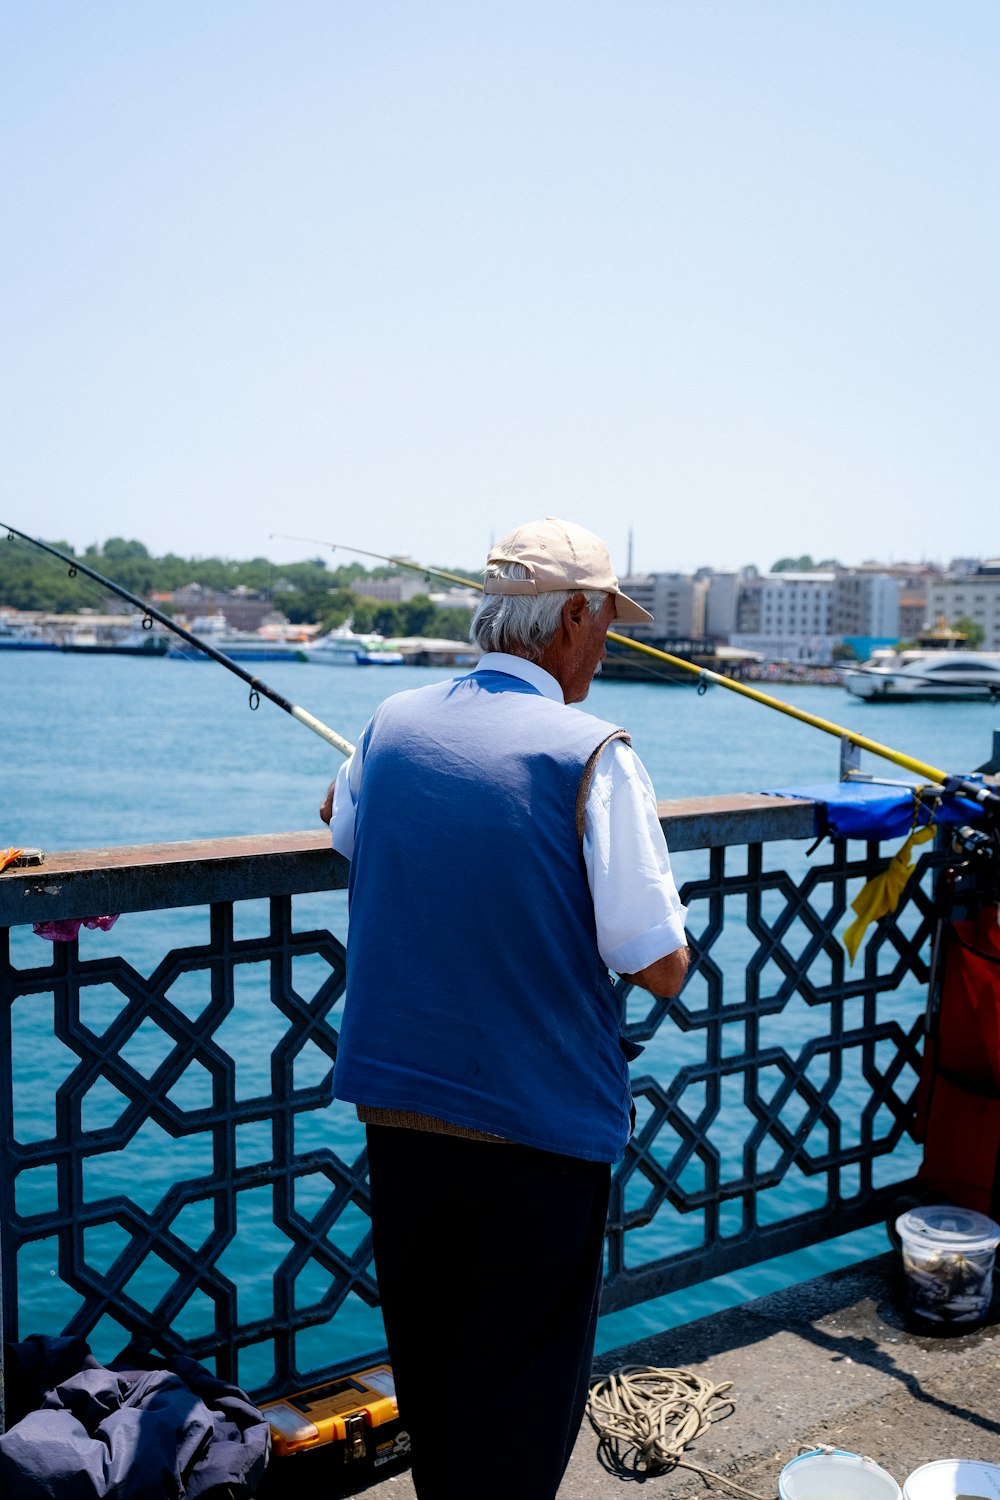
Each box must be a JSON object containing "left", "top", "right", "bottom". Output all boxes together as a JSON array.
[
  {"left": 779, "top": 1448, "right": 902, "bottom": 1499},
  {"left": 895, "top": 1204, "right": 1000, "bottom": 1324},
  {"left": 903, "top": 1458, "right": 1000, "bottom": 1498}
]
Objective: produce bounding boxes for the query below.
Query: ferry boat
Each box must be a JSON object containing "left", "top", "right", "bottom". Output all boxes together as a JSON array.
[
  {"left": 355, "top": 646, "right": 405, "bottom": 666},
  {"left": 601, "top": 636, "right": 761, "bottom": 684},
  {"left": 843, "top": 649, "right": 1000, "bottom": 701},
  {"left": 302, "top": 623, "right": 380, "bottom": 665},
  {"left": 58, "top": 622, "right": 169, "bottom": 656},
  {"left": 166, "top": 613, "right": 309, "bottom": 663},
  {"left": 0, "top": 615, "right": 58, "bottom": 651},
  {"left": 0, "top": 613, "right": 168, "bottom": 654},
  {"left": 843, "top": 615, "right": 1000, "bottom": 701}
]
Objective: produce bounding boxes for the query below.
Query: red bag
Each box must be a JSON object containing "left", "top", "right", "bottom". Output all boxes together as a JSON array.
[{"left": 913, "top": 906, "right": 1000, "bottom": 1218}]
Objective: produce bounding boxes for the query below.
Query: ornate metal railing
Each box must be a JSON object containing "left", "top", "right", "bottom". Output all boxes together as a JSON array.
[{"left": 0, "top": 797, "right": 939, "bottom": 1411}]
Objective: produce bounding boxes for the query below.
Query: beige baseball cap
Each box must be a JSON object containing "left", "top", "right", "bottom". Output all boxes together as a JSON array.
[{"left": 483, "top": 517, "right": 653, "bottom": 624}]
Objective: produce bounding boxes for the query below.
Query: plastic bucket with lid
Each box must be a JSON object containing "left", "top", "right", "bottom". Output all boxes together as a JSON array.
[
  {"left": 903, "top": 1458, "right": 1000, "bottom": 1497},
  {"left": 894, "top": 1204, "right": 1000, "bottom": 1324},
  {"left": 779, "top": 1448, "right": 902, "bottom": 1499}
]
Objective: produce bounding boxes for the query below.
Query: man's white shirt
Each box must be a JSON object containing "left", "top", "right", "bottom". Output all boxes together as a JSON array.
[{"left": 329, "top": 652, "right": 688, "bottom": 977}]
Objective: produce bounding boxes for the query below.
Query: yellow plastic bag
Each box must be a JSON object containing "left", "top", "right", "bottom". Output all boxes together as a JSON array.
[{"left": 843, "top": 819, "right": 936, "bottom": 964}]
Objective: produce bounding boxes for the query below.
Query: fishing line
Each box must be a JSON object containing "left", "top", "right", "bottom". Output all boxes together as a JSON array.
[
  {"left": 271, "top": 531, "right": 1000, "bottom": 811},
  {"left": 3, "top": 524, "right": 355, "bottom": 758}
]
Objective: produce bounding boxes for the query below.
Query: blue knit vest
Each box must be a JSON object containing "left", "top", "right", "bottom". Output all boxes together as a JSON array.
[{"left": 333, "top": 668, "right": 634, "bottom": 1162}]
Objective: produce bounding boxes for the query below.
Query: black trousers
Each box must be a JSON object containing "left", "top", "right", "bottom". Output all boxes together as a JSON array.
[{"left": 365, "top": 1125, "right": 611, "bottom": 1500}]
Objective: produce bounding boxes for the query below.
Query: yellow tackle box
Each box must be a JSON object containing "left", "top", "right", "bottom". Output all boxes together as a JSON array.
[{"left": 257, "top": 1363, "right": 410, "bottom": 1495}]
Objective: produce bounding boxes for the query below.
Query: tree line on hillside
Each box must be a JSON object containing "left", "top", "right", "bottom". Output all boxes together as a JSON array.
[
  {"left": 770, "top": 554, "right": 842, "bottom": 571},
  {"left": 0, "top": 536, "right": 480, "bottom": 639},
  {"left": 6, "top": 538, "right": 985, "bottom": 647}
]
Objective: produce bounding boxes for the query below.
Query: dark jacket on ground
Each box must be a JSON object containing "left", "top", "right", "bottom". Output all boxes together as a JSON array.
[{"left": 0, "top": 1335, "right": 269, "bottom": 1499}]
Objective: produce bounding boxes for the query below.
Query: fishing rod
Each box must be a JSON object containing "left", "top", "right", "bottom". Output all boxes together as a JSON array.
[
  {"left": 3, "top": 523, "right": 355, "bottom": 758},
  {"left": 272, "top": 530, "right": 1000, "bottom": 811}
]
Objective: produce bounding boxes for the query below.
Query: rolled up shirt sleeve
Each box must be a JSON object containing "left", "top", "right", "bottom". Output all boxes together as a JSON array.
[
  {"left": 582, "top": 739, "right": 688, "bottom": 975},
  {"left": 328, "top": 739, "right": 366, "bottom": 860}
]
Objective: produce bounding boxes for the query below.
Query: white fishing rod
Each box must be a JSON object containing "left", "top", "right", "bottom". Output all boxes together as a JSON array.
[{"left": 3, "top": 523, "right": 355, "bottom": 758}]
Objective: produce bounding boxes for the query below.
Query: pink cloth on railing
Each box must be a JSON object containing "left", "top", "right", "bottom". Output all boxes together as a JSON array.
[{"left": 32, "top": 915, "right": 121, "bottom": 943}]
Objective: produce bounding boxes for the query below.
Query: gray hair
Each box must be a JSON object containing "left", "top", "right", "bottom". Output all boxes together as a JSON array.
[{"left": 470, "top": 561, "right": 607, "bottom": 660}]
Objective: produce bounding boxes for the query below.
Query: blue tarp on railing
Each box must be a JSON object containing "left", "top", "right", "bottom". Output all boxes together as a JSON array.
[{"left": 762, "top": 780, "right": 985, "bottom": 841}]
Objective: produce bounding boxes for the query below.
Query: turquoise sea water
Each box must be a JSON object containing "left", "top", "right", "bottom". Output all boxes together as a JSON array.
[
  {"left": 3, "top": 649, "right": 999, "bottom": 1365},
  {"left": 4, "top": 650, "right": 996, "bottom": 849}
]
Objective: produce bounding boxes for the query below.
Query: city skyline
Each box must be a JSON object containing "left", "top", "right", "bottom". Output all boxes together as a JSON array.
[{"left": 5, "top": 525, "right": 994, "bottom": 584}]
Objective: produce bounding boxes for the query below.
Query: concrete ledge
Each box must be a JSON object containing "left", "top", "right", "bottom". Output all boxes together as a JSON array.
[
  {"left": 657, "top": 792, "right": 817, "bottom": 851},
  {"left": 0, "top": 795, "right": 818, "bottom": 926},
  {"left": 0, "top": 832, "right": 349, "bottom": 924}
]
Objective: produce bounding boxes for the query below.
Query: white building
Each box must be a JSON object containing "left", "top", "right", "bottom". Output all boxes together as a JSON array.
[
  {"left": 703, "top": 572, "right": 742, "bottom": 639},
  {"left": 831, "top": 572, "right": 902, "bottom": 640},
  {"left": 730, "top": 572, "right": 836, "bottom": 663},
  {"left": 927, "top": 563, "right": 1000, "bottom": 650},
  {"left": 618, "top": 573, "right": 705, "bottom": 639},
  {"left": 355, "top": 575, "right": 430, "bottom": 603},
  {"left": 428, "top": 586, "right": 479, "bottom": 612}
]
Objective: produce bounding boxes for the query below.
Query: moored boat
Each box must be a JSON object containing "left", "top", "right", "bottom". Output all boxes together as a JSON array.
[
  {"left": 355, "top": 646, "right": 405, "bottom": 666},
  {"left": 0, "top": 614, "right": 59, "bottom": 651},
  {"left": 843, "top": 648, "right": 1000, "bottom": 701},
  {"left": 166, "top": 613, "right": 309, "bottom": 662},
  {"left": 58, "top": 622, "right": 169, "bottom": 655},
  {"left": 302, "top": 623, "right": 379, "bottom": 665},
  {"left": 0, "top": 611, "right": 169, "bottom": 654}
]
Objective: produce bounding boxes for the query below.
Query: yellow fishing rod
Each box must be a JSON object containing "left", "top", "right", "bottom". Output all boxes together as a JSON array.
[{"left": 274, "top": 531, "right": 1000, "bottom": 811}]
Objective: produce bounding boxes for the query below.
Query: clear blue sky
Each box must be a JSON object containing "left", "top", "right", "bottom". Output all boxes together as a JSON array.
[{"left": 3, "top": 2, "right": 997, "bottom": 576}]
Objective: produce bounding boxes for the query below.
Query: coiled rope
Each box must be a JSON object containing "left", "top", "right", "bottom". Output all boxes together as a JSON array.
[{"left": 587, "top": 1365, "right": 771, "bottom": 1498}]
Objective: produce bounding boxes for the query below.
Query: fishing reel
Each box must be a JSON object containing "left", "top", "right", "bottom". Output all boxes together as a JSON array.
[
  {"left": 951, "top": 823, "right": 998, "bottom": 863},
  {"left": 942, "top": 822, "right": 1000, "bottom": 916}
]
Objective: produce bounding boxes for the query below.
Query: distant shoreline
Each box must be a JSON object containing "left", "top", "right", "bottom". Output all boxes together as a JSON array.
[{"left": 742, "top": 665, "right": 844, "bottom": 687}]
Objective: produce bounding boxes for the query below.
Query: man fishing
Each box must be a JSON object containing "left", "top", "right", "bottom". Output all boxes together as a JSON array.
[{"left": 320, "top": 516, "right": 689, "bottom": 1500}]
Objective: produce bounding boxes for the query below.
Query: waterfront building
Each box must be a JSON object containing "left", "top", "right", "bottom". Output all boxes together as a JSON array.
[
  {"left": 354, "top": 575, "right": 431, "bottom": 604},
  {"left": 738, "top": 572, "right": 835, "bottom": 635},
  {"left": 617, "top": 573, "right": 705, "bottom": 639},
  {"left": 831, "top": 571, "right": 902, "bottom": 640},
  {"left": 702, "top": 571, "right": 742, "bottom": 640},
  {"left": 898, "top": 590, "right": 928, "bottom": 640},
  {"left": 427, "top": 586, "right": 479, "bottom": 612},
  {"left": 834, "top": 563, "right": 946, "bottom": 647},
  {"left": 729, "top": 571, "right": 836, "bottom": 664},
  {"left": 163, "top": 583, "right": 280, "bottom": 633},
  {"left": 928, "top": 561, "right": 1000, "bottom": 650}
]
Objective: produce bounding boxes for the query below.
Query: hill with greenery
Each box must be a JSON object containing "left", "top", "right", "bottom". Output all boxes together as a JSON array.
[
  {"left": 770, "top": 554, "right": 842, "bottom": 571},
  {"left": 0, "top": 536, "right": 479, "bottom": 639}
]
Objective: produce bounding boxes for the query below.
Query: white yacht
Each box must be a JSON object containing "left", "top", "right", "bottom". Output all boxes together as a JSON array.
[
  {"left": 302, "top": 623, "right": 380, "bottom": 665},
  {"left": 843, "top": 648, "right": 1000, "bottom": 701}
]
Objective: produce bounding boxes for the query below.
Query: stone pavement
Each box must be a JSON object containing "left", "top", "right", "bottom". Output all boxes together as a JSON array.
[{"left": 308, "top": 1250, "right": 1000, "bottom": 1499}]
